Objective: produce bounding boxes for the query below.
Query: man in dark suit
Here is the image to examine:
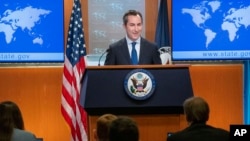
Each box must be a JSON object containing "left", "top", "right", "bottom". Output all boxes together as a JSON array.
[
  {"left": 167, "top": 96, "right": 229, "bottom": 141},
  {"left": 104, "top": 10, "right": 161, "bottom": 65}
]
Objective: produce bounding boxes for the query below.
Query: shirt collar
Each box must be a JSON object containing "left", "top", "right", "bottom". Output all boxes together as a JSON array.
[{"left": 125, "top": 35, "right": 141, "bottom": 44}]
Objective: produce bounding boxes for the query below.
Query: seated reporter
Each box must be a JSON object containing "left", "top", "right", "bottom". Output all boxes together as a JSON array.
[
  {"left": 167, "top": 96, "right": 229, "bottom": 141},
  {"left": 0, "top": 101, "right": 38, "bottom": 141},
  {"left": 109, "top": 116, "right": 139, "bottom": 141},
  {"left": 93, "top": 114, "right": 117, "bottom": 141}
]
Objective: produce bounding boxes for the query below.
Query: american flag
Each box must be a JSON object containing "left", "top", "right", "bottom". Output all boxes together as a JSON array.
[{"left": 61, "top": 0, "right": 88, "bottom": 141}]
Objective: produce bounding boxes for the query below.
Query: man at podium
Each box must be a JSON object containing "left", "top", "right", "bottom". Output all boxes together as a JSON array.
[{"left": 104, "top": 10, "right": 161, "bottom": 65}]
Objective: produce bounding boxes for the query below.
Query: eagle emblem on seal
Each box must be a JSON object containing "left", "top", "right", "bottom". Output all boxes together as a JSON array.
[
  {"left": 130, "top": 77, "right": 149, "bottom": 93},
  {"left": 124, "top": 69, "right": 156, "bottom": 100}
]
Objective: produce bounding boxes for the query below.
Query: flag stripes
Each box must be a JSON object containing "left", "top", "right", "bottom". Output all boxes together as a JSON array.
[{"left": 61, "top": 0, "right": 88, "bottom": 140}]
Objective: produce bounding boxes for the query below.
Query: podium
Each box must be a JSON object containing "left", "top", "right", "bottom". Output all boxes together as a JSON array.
[{"left": 80, "top": 65, "right": 193, "bottom": 115}]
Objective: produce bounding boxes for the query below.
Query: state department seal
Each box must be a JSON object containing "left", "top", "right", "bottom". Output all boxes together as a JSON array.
[{"left": 124, "top": 69, "right": 155, "bottom": 100}]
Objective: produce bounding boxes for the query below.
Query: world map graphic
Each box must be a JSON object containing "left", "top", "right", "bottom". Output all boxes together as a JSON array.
[
  {"left": 175, "top": 0, "right": 250, "bottom": 50},
  {"left": 0, "top": 1, "right": 64, "bottom": 62},
  {"left": 0, "top": 6, "right": 51, "bottom": 46}
]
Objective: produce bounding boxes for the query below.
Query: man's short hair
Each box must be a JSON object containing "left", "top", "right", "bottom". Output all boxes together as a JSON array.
[
  {"left": 96, "top": 114, "right": 117, "bottom": 141},
  {"left": 183, "top": 96, "right": 210, "bottom": 123},
  {"left": 109, "top": 116, "right": 139, "bottom": 141},
  {"left": 123, "top": 10, "right": 143, "bottom": 25}
]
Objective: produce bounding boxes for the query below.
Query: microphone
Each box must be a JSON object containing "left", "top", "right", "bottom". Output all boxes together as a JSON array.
[{"left": 98, "top": 48, "right": 110, "bottom": 66}]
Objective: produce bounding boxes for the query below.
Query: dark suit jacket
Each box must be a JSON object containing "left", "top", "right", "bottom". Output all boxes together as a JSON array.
[
  {"left": 167, "top": 123, "right": 229, "bottom": 141},
  {"left": 104, "top": 37, "right": 162, "bottom": 65}
]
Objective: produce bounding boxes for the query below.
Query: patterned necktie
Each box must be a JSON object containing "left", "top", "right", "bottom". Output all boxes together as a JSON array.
[{"left": 131, "top": 42, "right": 138, "bottom": 65}]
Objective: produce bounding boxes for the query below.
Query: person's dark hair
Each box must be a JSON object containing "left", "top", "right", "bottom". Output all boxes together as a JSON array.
[
  {"left": 1, "top": 101, "right": 24, "bottom": 129},
  {"left": 0, "top": 101, "right": 25, "bottom": 141},
  {"left": 109, "top": 116, "right": 139, "bottom": 141},
  {"left": 183, "top": 96, "right": 210, "bottom": 124},
  {"left": 123, "top": 10, "right": 143, "bottom": 25},
  {"left": 96, "top": 114, "right": 117, "bottom": 141}
]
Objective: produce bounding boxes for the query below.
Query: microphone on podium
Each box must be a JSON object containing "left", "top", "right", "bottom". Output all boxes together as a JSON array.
[{"left": 98, "top": 48, "right": 110, "bottom": 66}]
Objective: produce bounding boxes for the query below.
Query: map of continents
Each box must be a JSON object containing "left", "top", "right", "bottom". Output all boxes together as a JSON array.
[
  {"left": 0, "top": 6, "right": 51, "bottom": 45},
  {"left": 182, "top": 1, "right": 250, "bottom": 49}
]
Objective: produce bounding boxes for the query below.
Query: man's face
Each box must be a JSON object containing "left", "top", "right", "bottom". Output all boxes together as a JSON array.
[{"left": 124, "top": 15, "right": 143, "bottom": 41}]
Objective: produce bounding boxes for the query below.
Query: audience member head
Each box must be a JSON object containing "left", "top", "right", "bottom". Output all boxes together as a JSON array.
[
  {"left": 94, "top": 114, "right": 118, "bottom": 141},
  {"left": 0, "top": 101, "right": 24, "bottom": 141},
  {"left": 183, "top": 96, "right": 210, "bottom": 124},
  {"left": 109, "top": 116, "right": 139, "bottom": 141},
  {"left": 0, "top": 101, "right": 24, "bottom": 129}
]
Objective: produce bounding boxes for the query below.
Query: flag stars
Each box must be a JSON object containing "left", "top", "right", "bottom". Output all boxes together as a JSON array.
[
  {"left": 80, "top": 49, "right": 85, "bottom": 54},
  {"left": 75, "top": 50, "right": 79, "bottom": 54},
  {"left": 64, "top": 0, "right": 86, "bottom": 66}
]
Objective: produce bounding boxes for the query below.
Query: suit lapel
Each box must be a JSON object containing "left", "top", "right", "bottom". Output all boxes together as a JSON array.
[
  {"left": 139, "top": 38, "right": 146, "bottom": 64},
  {"left": 120, "top": 38, "right": 131, "bottom": 64}
]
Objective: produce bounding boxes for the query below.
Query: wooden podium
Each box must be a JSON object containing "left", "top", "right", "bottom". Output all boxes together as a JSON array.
[{"left": 80, "top": 65, "right": 194, "bottom": 141}]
